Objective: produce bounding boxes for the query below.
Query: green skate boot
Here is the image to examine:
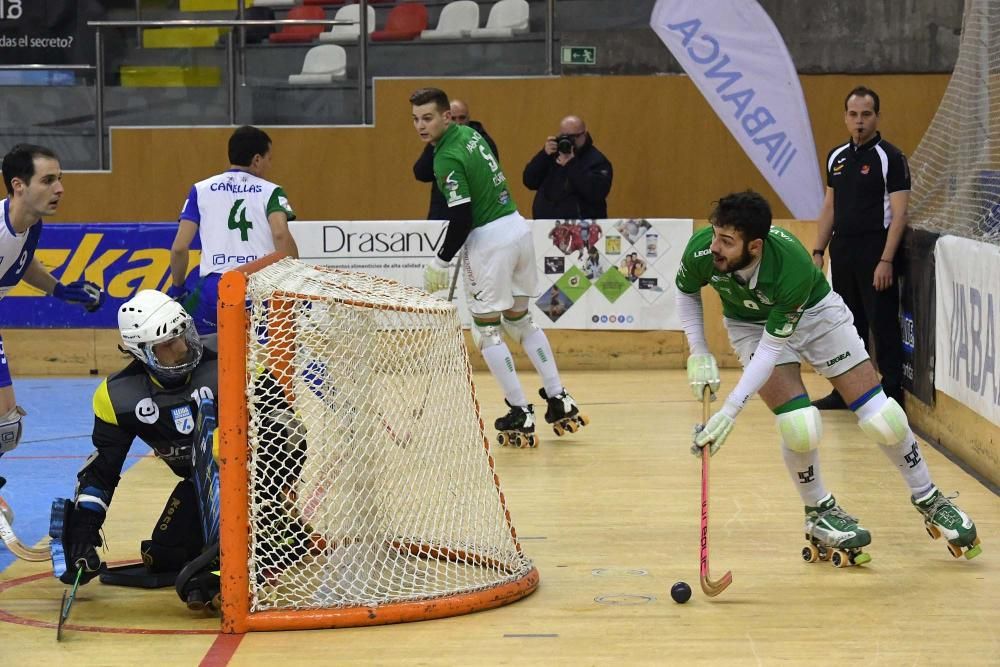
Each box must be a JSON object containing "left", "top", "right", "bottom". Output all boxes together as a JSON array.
[
  {"left": 912, "top": 488, "right": 982, "bottom": 560},
  {"left": 802, "top": 494, "right": 872, "bottom": 568}
]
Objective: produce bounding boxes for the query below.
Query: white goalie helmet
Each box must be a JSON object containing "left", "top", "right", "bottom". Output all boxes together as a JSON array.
[{"left": 118, "top": 289, "right": 203, "bottom": 381}]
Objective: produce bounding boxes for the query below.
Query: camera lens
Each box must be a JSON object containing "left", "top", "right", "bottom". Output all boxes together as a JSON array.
[{"left": 557, "top": 136, "right": 573, "bottom": 154}]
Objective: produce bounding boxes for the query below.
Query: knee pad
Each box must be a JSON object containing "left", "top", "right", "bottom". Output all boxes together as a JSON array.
[
  {"left": 776, "top": 406, "right": 822, "bottom": 453},
  {"left": 472, "top": 322, "right": 504, "bottom": 351},
  {"left": 858, "top": 397, "right": 908, "bottom": 445},
  {"left": 500, "top": 313, "right": 539, "bottom": 345},
  {"left": 0, "top": 405, "right": 26, "bottom": 455},
  {"left": 141, "top": 539, "right": 191, "bottom": 573}
]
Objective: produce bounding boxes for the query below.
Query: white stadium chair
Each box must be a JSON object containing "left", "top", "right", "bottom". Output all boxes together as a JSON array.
[
  {"left": 318, "top": 3, "right": 377, "bottom": 44},
  {"left": 288, "top": 44, "right": 347, "bottom": 85},
  {"left": 469, "top": 0, "right": 529, "bottom": 39},
  {"left": 420, "top": 1, "right": 480, "bottom": 40}
]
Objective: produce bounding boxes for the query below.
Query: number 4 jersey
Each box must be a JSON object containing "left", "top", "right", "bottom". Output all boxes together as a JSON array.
[{"left": 179, "top": 169, "right": 296, "bottom": 276}]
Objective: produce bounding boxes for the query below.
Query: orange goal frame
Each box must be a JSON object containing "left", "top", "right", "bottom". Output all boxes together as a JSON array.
[{"left": 216, "top": 254, "right": 539, "bottom": 633}]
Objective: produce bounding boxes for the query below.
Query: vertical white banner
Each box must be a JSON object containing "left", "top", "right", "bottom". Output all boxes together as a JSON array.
[
  {"left": 650, "top": 0, "right": 823, "bottom": 219},
  {"left": 934, "top": 235, "right": 1000, "bottom": 426}
]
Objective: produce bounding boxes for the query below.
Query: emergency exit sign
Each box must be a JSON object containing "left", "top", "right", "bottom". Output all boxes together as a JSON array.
[{"left": 561, "top": 46, "right": 597, "bottom": 65}]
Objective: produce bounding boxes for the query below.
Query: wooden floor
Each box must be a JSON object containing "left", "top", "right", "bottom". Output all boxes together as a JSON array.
[{"left": 1, "top": 370, "right": 997, "bottom": 666}]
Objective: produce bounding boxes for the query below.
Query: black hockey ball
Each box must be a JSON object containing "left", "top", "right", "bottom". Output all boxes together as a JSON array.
[{"left": 670, "top": 581, "right": 692, "bottom": 604}]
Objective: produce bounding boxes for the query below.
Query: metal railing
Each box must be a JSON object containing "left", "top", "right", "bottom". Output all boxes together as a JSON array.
[
  {"left": 87, "top": 18, "right": 353, "bottom": 169},
  {"left": 78, "top": 1, "right": 557, "bottom": 170}
]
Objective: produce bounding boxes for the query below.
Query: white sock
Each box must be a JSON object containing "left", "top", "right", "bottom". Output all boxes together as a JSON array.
[
  {"left": 481, "top": 343, "right": 527, "bottom": 407},
  {"left": 781, "top": 442, "right": 829, "bottom": 506},
  {"left": 519, "top": 327, "right": 563, "bottom": 397},
  {"left": 877, "top": 435, "right": 934, "bottom": 498},
  {"left": 853, "top": 390, "right": 934, "bottom": 498}
]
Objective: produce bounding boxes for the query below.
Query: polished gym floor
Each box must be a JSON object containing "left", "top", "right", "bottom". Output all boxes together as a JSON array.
[{"left": 1, "top": 370, "right": 997, "bottom": 666}]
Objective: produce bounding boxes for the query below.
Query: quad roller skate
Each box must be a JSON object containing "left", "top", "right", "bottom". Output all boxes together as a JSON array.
[
  {"left": 538, "top": 388, "right": 589, "bottom": 437},
  {"left": 912, "top": 488, "right": 982, "bottom": 560},
  {"left": 495, "top": 401, "right": 538, "bottom": 448},
  {"left": 801, "top": 495, "right": 872, "bottom": 568}
]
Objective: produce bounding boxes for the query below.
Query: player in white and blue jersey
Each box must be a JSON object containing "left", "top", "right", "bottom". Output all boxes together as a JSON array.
[
  {"left": 0, "top": 144, "right": 105, "bottom": 471},
  {"left": 168, "top": 126, "right": 299, "bottom": 334}
]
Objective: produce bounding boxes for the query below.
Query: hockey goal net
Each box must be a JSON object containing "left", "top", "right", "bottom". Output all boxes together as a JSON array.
[
  {"left": 909, "top": 0, "right": 1000, "bottom": 246},
  {"left": 217, "top": 256, "right": 537, "bottom": 633}
]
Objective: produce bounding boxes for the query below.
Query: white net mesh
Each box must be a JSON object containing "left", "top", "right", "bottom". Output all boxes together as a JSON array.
[
  {"left": 243, "top": 259, "right": 532, "bottom": 612},
  {"left": 910, "top": 0, "right": 1000, "bottom": 245}
]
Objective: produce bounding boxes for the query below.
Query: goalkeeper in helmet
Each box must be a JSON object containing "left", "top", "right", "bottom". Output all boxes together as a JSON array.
[{"left": 57, "top": 289, "right": 221, "bottom": 606}]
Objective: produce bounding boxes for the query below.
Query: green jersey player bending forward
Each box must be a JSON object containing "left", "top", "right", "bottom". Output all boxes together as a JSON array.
[
  {"left": 677, "top": 190, "right": 980, "bottom": 565},
  {"left": 410, "top": 87, "right": 588, "bottom": 447}
]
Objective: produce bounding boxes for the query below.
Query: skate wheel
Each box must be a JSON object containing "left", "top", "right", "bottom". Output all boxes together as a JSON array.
[
  {"left": 925, "top": 523, "right": 942, "bottom": 540},
  {"left": 831, "top": 550, "right": 851, "bottom": 568},
  {"left": 851, "top": 551, "right": 871, "bottom": 566},
  {"left": 578, "top": 414, "right": 590, "bottom": 427},
  {"left": 526, "top": 435, "right": 538, "bottom": 449},
  {"left": 496, "top": 433, "right": 508, "bottom": 447},
  {"left": 802, "top": 544, "right": 819, "bottom": 563},
  {"left": 947, "top": 542, "right": 963, "bottom": 559},
  {"left": 552, "top": 424, "right": 565, "bottom": 437},
  {"left": 563, "top": 419, "right": 579, "bottom": 433},
  {"left": 965, "top": 542, "right": 983, "bottom": 560},
  {"left": 818, "top": 547, "right": 832, "bottom": 561}
]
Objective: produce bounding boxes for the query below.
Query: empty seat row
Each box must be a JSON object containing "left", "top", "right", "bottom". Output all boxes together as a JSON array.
[{"left": 270, "top": 0, "right": 528, "bottom": 44}]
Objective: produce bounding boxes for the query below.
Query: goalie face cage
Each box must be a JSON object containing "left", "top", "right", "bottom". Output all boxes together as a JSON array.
[{"left": 218, "top": 256, "right": 537, "bottom": 633}]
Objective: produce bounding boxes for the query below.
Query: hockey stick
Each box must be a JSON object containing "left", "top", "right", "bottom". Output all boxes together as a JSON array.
[
  {"left": 446, "top": 250, "right": 464, "bottom": 302},
  {"left": 0, "top": 477, "right": 50, "bottom": 561},
  {"left": 699, "top": 385, "right": 732, "bottom": 597},
  {"left": 56, "top": 565, "right": 83, "bottom": 641}
]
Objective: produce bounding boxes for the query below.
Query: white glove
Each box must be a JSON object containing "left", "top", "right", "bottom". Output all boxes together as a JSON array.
[
  {"left": 691, "top": 410, "right": 735, "bottom": 457},
  {"left": 687, "top": 353, "right": 720, "bottom": 399},
  {"left": 423, "top": 256, "right": 451, "bottom": 294}
]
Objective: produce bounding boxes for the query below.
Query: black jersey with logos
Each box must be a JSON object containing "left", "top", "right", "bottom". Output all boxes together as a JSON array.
[
  {"left": 826, "top": 132, "right": 910, "bottom": 238},
  {"left": 78, "top": 340, "right": 218, "bottom": 502}
]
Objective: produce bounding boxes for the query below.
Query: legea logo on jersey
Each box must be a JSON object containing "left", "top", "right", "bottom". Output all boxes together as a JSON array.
[{"left": 213, "top": 253, "right": 258, "bottom": 266}]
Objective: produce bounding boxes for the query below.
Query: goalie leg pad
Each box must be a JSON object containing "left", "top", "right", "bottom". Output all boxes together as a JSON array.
[
  {"left": 471, "top": 320, "right": 503, "bottom": 351},
  {"left": 144, "top": 480, "right": 203, "bottom": 573},
  {"left": 0, "top": 405, "right": 26, "bottom": 455},
  {"left": 776, "top": 406, "right": 823, "bottom": 453},
  {"left": 500, "top": 311, "right": 539, "bottom": 345},
  {"left": 858, "top": 396, "right": 909, "bottom": 445}
]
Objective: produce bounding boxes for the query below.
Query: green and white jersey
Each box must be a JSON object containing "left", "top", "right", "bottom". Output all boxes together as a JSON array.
[
  {"left": 433, "top": 123, "right": 516, "bottom": 228},
  {"left": 179, "top": 169, "right": 296, "bottom": 276},
  {"left": 675, "top": 226, "right": 830, "bottom": 338}
]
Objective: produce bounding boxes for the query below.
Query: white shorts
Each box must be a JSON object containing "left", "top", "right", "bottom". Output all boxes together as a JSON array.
[
  {"left": 725, "top": 291, "right": 870, "bottom": 378},
  {"left": 463, "top": 212, "right": 538, "bottom": 315}
]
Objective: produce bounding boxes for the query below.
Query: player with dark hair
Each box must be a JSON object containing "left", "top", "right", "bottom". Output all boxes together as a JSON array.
[
  {"left": 168, "top": 125, "right": 299, "bottom": 335},
  {"left": 677, "top": 190, "right": 980, "bottom": 564},
  {"left": 0, "top": 144, "right": 104, "bottom": 498},
  {"left": 409, "top": 87, "right": 588, "bottom": 445}
]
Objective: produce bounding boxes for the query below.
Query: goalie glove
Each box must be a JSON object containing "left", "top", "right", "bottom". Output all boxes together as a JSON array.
[
  {"left": 423, "top": 256, "right": 451, "bottom": 294},
  {"left": 50, "top": 498, "right": 106, "bottom": 585},
  {"left": 53, "top": 280, "right": 105, "bottom": 313},
  {"left": 686, "top": 352, "right": 720, "bottom": 400}
]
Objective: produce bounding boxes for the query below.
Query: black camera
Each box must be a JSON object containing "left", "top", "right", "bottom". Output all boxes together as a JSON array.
[{"left": 556, "top": 134, "right": 575, "bottom": 155}]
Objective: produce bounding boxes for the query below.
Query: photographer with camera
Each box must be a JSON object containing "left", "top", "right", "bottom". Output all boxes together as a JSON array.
[{"left": 522, "top": 115, "right": 613, "bottom": 220}]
